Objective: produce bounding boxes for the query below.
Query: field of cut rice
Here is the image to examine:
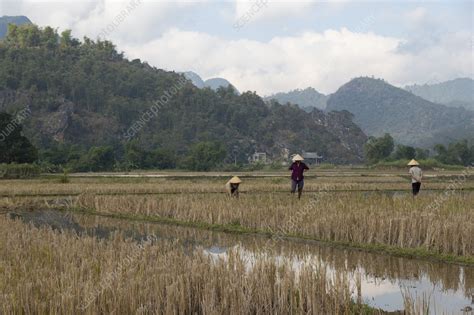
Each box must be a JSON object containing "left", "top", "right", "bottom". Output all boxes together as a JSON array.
[{"left": 0, "top": 168, "right": 472, "bottom": 314}]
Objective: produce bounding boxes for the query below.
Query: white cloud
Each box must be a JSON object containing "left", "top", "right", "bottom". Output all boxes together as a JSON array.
[
  {"left": 120, "top": 26, "right": 472, "bottom": 95},
  {"left": 2, "top": 0, "right": 203, "bottom": 43},
  {"left": 233, "top": 0, "right": 315, "bottom": 24},
  {"left": 404, "top": 6, "right": 427, "bottom": 24},
  {"left": 2, "top": 0, "right": 471, "bottom": 95},
  {"left": 120, "top": 28, "right": 399, "bottom": 94}
]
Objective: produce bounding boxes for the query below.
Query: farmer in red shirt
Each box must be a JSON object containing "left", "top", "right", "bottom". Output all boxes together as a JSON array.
[{"left": 289, "top": 154, "right": 309, "bottom": 199}]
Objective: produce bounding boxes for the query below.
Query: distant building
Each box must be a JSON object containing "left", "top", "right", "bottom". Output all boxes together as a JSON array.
[
  {"left": 302, "top": 151, "right": 323, "bottom": 165},
  {"left": 249, "top": 152, "right": 268, "bottom": 164},
  {"left": 280, "top": 148, "right": 290, "bottom": 165}
]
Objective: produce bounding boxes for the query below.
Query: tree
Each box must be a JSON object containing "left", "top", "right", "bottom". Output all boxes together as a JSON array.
[
  {"left": 0, "top": 23, "right": 370, "bottom": 167},
  {"left": 434, "top": 140, "right": 473, "bottom": 166},
  {"left": 364, "top": 133, "right": 394, "bottom": 164},
  {"left": 392, "top": 144, "right": 416, "bottom": 160},
  {"left": 415, "top": 148, "right": 429, "bottom": 160},
  {"left": 82, "top": 146, "right": 115, "bottom": 172},
  {"left": 183, "top": 141, "right": 226, "bottom": 171},
  {"left": 146, "top": 148, "right": 176, "bottom": 169},
  {"left": 0, "top": 112, "right": 38, "bottom": 163},
  {"left": 124, "top": 140, "right": 144, "bottom": 169}
]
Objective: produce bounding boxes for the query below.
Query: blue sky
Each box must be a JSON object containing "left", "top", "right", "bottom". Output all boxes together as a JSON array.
[{"left": 1, "top": 0, "right": 473, "bottom": 95}]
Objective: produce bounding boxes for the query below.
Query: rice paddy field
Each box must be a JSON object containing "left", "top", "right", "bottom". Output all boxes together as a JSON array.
[{"left": 1, "top": 168, "right": 473, "bottom": 314}]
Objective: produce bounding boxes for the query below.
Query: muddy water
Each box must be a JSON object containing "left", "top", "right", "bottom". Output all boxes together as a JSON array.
[{"left": 7, "top": 209, "right": 474, "bottom": 314}]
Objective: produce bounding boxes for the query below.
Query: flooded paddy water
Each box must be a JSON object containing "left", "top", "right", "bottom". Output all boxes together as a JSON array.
[{"left": 6, "top": 208, "right": 473, "bottom": 314}]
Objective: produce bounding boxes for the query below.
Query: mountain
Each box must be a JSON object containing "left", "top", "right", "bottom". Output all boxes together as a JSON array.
[
  {"left": 0, "top": 24, "right": 367, "bottom": 164},
  {"left": 182, "top": 72, "right": 239, "bottom": 94},
  {"left": 0, "top": 16, "right": 32, "bottom": 39},
  {"left": 264, "top": 87, "right": 328, "bottom": 111},
  {"left": 204, "top": 77, "right": 239, "bottom": 94},
  {"left": 326, "top": 77, "right": 474, "bottom": 148},
  {"left": 181, "top": 71, "right": 205, "bottom": 88},
  {"left": 405, "top": 78, "right": 474, "bottom": 110}
]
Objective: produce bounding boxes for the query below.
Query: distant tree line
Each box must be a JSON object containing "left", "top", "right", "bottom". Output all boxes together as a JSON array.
[
  {"left": 364, "top": 133, "right": 474, "bottom": 166},
  {"left": 37, "top": 140, "right": 226, "bottom": 172},
  {"left": 1, "top": 113, "right": 473, "bottom": 171}
]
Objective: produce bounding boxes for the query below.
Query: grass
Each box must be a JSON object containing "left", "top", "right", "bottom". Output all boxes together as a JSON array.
[
  {"left": 0, "top": 215, "right": 365, "bottom": 314},
  {"left": 0, "top": 169, "right": 472, "bottom": 313},
  {"left": 1, "top": 169, "right": 472, "bottom": 263},
  {"left": 1, "top": 171, "right": 473, "bottom": 196},
  {"left": 65, "top": 191, "right": 473, "bottom": 259},
  {"left": 373, "top": 159, "right": 466, "bottom": 170},
  {"left": 62, "top": 205, "right": 474, "bottom": 266}
]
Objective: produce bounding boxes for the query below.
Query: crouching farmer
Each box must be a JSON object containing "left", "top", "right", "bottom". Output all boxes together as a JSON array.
[
  {"left": 289, "top": 154, "right": 309, "bottom": 199},
  {"left": 225, "top": 176, "right": 242, "bottom": 198}
]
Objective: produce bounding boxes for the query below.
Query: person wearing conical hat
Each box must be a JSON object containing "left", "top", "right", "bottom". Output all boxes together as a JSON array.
[
  {"left": 225, "top": 176, "right": 242, "bottom": 198},
  {"left": 408, "top": 159, "right": 422, "bottom": 197},
  {"left": 289, "top": 154, "right": 309, "bottom": 199}
]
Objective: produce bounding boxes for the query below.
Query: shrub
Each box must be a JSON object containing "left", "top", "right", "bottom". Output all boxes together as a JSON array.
[
  {"left": 0, "top": 163, "right": 41, "bottom": 179},
  {"left": 58, "top": 168, "right": 70, "bottom": 183}
]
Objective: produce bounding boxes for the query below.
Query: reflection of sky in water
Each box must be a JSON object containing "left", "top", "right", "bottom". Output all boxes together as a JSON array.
[
  {"left": 204, "top": 245, "right": 473, "bottom": 314},
  {"left": 25, "top": 210, "right": 471, "bottom": 315},
  {"left": 360, "top": 275, "right": 470, "bottom": 313}
]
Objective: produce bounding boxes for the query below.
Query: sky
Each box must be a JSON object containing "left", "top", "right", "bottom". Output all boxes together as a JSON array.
[{"left": 1, "top": 0, "right": 473, "bottom": 95}]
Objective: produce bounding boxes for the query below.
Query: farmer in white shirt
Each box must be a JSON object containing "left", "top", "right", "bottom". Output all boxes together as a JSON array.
[{"left": 408, "top": 159, "right": 423, "bottom": 196}]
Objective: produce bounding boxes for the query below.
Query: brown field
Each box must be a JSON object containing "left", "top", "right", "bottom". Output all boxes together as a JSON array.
[
  {"left": 0, "top": 168, "right": 472, "bottom": 314},
  {"left": 0, "top": 215, "right": 359, "bottom": 314}
]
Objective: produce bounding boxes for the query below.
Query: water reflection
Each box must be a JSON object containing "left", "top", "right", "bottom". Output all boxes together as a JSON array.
[{"left": 8, "top": 209, "right": 474, "bottom": 314}]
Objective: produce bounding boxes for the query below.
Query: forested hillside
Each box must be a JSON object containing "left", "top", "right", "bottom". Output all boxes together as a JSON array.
[
  {"left": 0, "top": 24, "right": 367, "bottom": 170},
  {"left": 326, "top": 77, "right": 474, "bottom": 148}
]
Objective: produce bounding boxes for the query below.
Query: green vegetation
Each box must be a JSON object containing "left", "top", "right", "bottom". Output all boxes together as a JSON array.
[
  {"left": 0, "top": 112, "right": 37, "bottom": 163},
  {"left": 0, "top": 163, "right": 40, "bottom": 178},
  {"left": 433, "top": 139, "right": 474, "bottom": 166},
  {"left": 364, "top": 133, "right": 394, "bottom": 164},
  {"left": 58, "top": 167, "right": 70, "bottom": 183},
  {"left": 264, "top": 87, "right": 328, "bottom": 111},
  {"left": 365, "top": 133, "right": 473, "bottom": 167},
  {"left": 0, "top": 16, "right": 32, "bottom": 39},
  {"left": 182, "top": 141, "right": 227, "bottom": 171},
  {"left": 326, "top": 77, "right": 474, "bottom": 148},
  {"left": 373, "top": 159, "right": 465, "bottom": 170},
  {"left": 0, "top": 23, "right": 368, "bottom": 173}
]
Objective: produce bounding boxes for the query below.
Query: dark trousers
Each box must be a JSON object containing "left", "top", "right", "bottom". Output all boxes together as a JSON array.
[
  {"left": 230, "top": 184, "right": 239, "bottom": 198},
  {"left": 412, "top": 182, "right": 421, "bottom": 195},
  {"left": 291, "top": 179, "right": 304, "bottom": 193}
]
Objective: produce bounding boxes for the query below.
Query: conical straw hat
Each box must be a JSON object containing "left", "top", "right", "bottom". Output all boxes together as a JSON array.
[
  {"left": 292, "top": 154, "right": 304, "bottom": 162},
  {"left": 229, "top": 176, "right": 242, "bottom": 184},
  {"left": 407, "top": 159, "right": 419, "bottom": 166}
]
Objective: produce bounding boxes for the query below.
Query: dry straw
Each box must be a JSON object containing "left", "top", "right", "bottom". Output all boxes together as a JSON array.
[{"left": 0, "top": 216, "right": 358, "bottom": 314}]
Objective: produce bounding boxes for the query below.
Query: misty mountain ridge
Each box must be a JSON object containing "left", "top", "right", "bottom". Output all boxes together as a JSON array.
[
  {"left": 326, "top": 77, "right": 474, "bottom": 148},
  {"left": 405, "top": 78, "right": 474, "bottom": 111},
  {"left": 264, "top": 87, "right": 328, "bottom": 112},
  {"left": 182, "top": 71, "right": 240, "bottom": 94}
]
